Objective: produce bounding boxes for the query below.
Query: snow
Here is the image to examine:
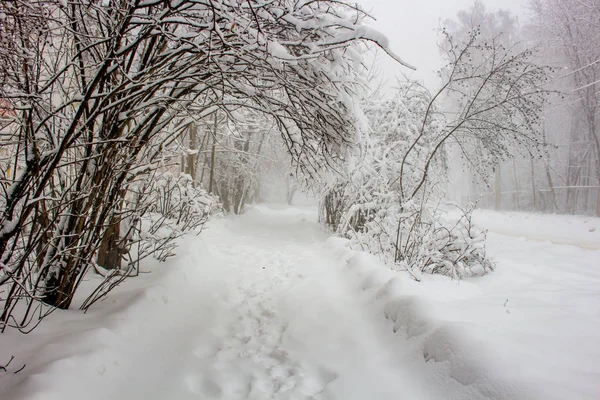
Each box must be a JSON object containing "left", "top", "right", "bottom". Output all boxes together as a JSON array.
[
  {"left": 325, "top": 25, "right": 416, "bottom": 70},
  {"left": 383, "top": 208, "right": 600, "bottom": 400},
  {"left": 0, "top": 218, "right": 18, "bottom": 236},
  {"left": 267, "top": 41, "right": 295, "bottom": 61},
  {"left": 471, "top": 208, "right": 600, "bottom": 250},
  {"left": 1, "top": 205, "right": 599, "bottom": 399}
]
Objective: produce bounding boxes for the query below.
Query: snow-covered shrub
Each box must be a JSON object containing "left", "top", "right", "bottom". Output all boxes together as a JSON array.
[
  {"left": 320, "top": 81, "right": 493, "bottom": 279},
  {"left": 127, "top": 172, "right": 220, "bottom": 265},
  {"left": 348, "top": 200, "right": 493, "bottom": 279},
  {"left": 321, "top": 170, "right": 493, "bottom": 279},
  {"left": 80, "top": 172, "right": 220, "bottom": 311},
  {"left": 320, "top": 19, "right": 550, "bottom": 278}
]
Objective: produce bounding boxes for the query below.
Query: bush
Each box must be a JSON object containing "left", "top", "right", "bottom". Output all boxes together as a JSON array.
[
  {"left": 319, "top": 80, "right": 493, "bottom": 280},
  {"left": 81, "top": 172, "right": 221, "bottom": 311}
]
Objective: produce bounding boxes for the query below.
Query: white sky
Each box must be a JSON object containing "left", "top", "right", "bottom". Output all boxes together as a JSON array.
[{"left": 358, "top": 0, "right": 528, "bottom": 88}]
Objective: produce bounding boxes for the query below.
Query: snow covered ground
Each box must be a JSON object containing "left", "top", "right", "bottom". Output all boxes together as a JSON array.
[
  {"left": 473, "top": 209, "right": 600, "bottom": 249},
  {"left": 1, "top": 205, "right": 598, "bottom": 400}
]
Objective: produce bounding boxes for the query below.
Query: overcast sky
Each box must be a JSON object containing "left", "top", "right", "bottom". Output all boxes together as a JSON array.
[{"left": 358, "top": 0, "right": 528, "bottom": 88}]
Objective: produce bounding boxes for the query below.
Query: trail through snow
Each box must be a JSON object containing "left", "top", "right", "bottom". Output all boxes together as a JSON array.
[
  {"left": 151, "top": 205, "right": 451, "bottom": 400},
  {"left": 1, "top": 205, "right": 455, "bottom": 400}
]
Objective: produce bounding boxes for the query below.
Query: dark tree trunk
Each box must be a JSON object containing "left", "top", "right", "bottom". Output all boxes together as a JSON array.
[
  {"left": 185, "top": 122, "right": 197, "bottom": 184},
  {"left": 209, "top": 112, "right": 217, "bottom": 194},
  {"left": 96, "top": 215, "right": 123, "bottom": 270}
]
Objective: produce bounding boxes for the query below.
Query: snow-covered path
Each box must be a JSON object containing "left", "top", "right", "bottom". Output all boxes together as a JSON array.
[
  {"left": 156, "top": 205, "right": 448, "bottom": 400},
  {"left": 2, "top": 205, "right": 598, "bottom": 400}
]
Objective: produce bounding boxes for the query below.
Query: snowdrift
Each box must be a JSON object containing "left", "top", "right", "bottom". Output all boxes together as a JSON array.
[{"left": 327, "top": 237, "right": 537, "bottom": 400}]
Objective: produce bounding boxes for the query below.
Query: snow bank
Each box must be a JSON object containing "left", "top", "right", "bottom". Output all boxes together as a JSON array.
[
  {"left": 1, "top": 206, "right": 597, "bottom": 400},
  {"left": 472, "top": 209, "right": 600, "bottom": 250},
  {"left": 327, "top": 238, "right": 537, "bottom": 400},
  {"left": 0, "top": 233, "right": 230, "bottom": 400},
  {"left": 326, "top": 207, "right": 600, "bottom": 400}
]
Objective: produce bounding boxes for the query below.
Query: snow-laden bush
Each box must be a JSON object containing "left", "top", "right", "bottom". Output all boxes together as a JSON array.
[
  {"left": 81, "top": 172, "right": 220, "bottom": 311},
  {"left": 321, "top": 20, "right": 550, "bottom": 278},
  {"left": 118, "top": 172, "right": 220, "bottom": 269},
  {"left": 135, "top": 172, "right": 220, "bottom": 262},
  {"left": 320, "top": 81, "right": 494, "bottom": 279},
  {"left": 342, "top": 199, "right": 492, "bottom": 279},
  {"left": 321, "top": 173, "right": 493, "bottom": 279}
]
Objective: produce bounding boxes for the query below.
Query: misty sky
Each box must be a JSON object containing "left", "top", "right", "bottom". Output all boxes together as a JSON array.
[{"left": 359, "top": 0, "right": 528, "bottom": 88}]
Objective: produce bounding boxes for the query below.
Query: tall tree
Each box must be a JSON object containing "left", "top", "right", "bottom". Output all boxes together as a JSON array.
[{"left": 320, "top": 25, "right": 550, "bottom": 278}]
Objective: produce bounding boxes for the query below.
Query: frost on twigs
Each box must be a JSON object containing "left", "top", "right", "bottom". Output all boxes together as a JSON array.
[
  {"left": 0, "top": 0, "right": 403, "bottom": 332},
  {"left": 321, "top": 179, "right": 493, "bottom": 280},
  {"left": 80, "top": 172, "right": 220, "bottom": 312},
  {"left": 319, "top": 81, "right": 490, "bottom": 279},
  {"left": 374, "top": 201, "right": 493, "bottom": 279}
]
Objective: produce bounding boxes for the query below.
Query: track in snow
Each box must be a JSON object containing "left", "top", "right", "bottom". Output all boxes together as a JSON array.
[
  {"left": 176, "top": 205, "right": 443, "bottom": 400},
  {"left": 182, "top": 206, "right": 339, "bottom": 399},
  {"left": 1, "top": 204, "right": 450, "bottom": 400}
]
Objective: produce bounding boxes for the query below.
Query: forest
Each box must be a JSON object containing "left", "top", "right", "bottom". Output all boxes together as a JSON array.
[{"left": 0, "top": 1, "right": 598, "bottom": 399}]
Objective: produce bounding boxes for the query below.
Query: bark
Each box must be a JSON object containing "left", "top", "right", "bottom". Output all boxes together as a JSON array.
[
  {"left": 185, "top": 122, "right": 198, "bottom": 184},
  {"left": 530, "top": 158, "right": 537, "bottom": 211},
  {"left": 209, "top": 112, "right": 217, "bottom": 194},
  {"left": 494, "top": 165, "right": 501, "bottom": 210},
  {"left": 96, "top": 215, "right": 123, "bottom": 270},
  {"left": 512, "top": 159, "right": 520, "bottom": 210}
]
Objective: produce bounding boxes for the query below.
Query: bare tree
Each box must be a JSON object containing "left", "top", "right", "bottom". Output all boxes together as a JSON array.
[
  {"left": 403, "top": 27, "right": 549, "bottom": 204},
  {"left": 529, "top": 0, "right": 600, "bottom": 216},
  {"left": 0, "top": 0, "right": 410, "bottom": 332}
]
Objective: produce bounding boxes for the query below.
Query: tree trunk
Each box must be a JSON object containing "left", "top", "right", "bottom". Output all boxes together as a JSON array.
[
  {"left": 250, "top": 126, "right": 269, "bottom": 204},
  {"left": 494, "top": 165, "right": 501, "bottom": 210},
  {"left": 530, "top": 158, "right": 537, "bottom": 211},
  {"left": 286, "top": 174, "right": 297, "bottom": 205},
  {"left": 97, "top": 190, "right": 128, "bottom": 270},
  {"left": 97, "top": 214, "right": 123, "bottom": 270},
  {"left": 512, "top": 159, "right": 520, "bottom": 210},
  {"left": 541, "top": 124, "right": 558, "bottom": 213},
  {"left": 198, "top": 128, "right": 210, "bottom": 186},
  {"left": 209, "top": 112, "right": 217, "bottom": 194},
  {"left": 585, "top": 108, "right": 600, "bottom": 216},
  {"left": 565, "top": 120, "right": 576, "bottom": 214},
  {"left": 233, "top": 134, "right": 252, "bottom": 214},
  {"left": 185, "top": 122, "right": 197, "bottom": 184}
]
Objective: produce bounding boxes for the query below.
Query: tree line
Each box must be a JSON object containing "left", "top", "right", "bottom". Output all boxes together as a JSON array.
[{"left": 456, "top": 0, "right": 600, "bottom": 217}]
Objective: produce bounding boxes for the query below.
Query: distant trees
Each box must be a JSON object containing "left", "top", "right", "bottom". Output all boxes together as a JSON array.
[
  {"left": 453, "top": 0, "right": 600, "bottom": 216},
  {"left": 443, "top": 0, "right": 520, "bottom": 48},
  {"left": 0, "top": 0, "right": 404, "bottom": 331},
  {"left": 529, "top": 0, "right": 600, "bottom": 216},
  {"left": 441, "top": 2, "right": 542, "bottom": 211},
  {"left": 208, "top": 110, "right": 273, "bottom": 214}
]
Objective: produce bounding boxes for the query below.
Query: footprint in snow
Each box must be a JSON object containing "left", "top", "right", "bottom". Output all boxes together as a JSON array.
[{"left": 184, "top": 374, "right": 223, "bottom": 398}]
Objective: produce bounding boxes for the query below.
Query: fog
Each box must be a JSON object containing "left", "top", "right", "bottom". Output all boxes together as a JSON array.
[
  {"left": 359, "top": 0, "right": 528, "bottom": 87},
  {"left": 351, "top": 0, "right": 600, "bottom": 216}
]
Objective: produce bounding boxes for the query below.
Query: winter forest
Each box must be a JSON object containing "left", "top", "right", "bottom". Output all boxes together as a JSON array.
[{"left": 0, "top": 0, "right": 598, "bottom": 399}]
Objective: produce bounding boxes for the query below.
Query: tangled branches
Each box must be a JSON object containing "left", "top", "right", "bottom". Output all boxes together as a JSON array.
[{"left": 0, "top": 0, "right": 404, "bottom": 332}]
